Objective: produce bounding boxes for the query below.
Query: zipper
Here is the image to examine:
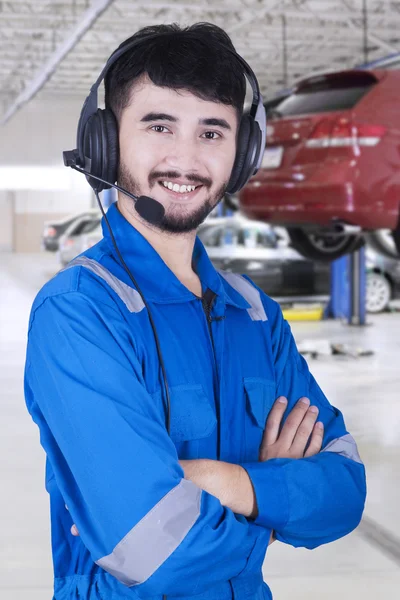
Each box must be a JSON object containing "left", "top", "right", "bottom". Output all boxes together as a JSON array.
[{"left": 201, "top": 289, "right": 224, "bottom": 457}]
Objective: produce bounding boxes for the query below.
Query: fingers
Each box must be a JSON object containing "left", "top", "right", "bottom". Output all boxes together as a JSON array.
[
  {"left": 304, "top": 421, "right": 325, "bottom": 458},
  {"left": 66, "top": 505, "right": 80, "bottom": 537},
  {"left": 261, "top": 397, "right": 288, "bottom": 448},
  {"left": 279, "top": 397, "right": 312, "bottom": 447},
  {"left": 290, "top": 404, "right": 319, "bottom": 456}
]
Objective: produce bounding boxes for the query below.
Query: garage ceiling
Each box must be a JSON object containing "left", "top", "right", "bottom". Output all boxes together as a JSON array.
[{"left": 1, "top": 0, "right": 399, "bottom": 124}]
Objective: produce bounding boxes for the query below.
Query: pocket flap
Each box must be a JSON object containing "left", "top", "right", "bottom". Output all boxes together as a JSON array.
[
  {"left": 169, "top": 384, "right": 217, "bottom": 442},
  {"left": 244, "top": 378, "right": 276, "bottom": 429}
]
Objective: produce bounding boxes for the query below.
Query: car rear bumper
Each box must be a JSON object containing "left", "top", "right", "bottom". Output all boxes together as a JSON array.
[
  {"left": 43, "top": 239, "right": 59, "bottom": 252},
  {"left": 240, "top": 168, "right": 399, "bottom": 230}
]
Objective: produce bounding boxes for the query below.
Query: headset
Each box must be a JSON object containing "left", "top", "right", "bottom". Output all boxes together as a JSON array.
[{"left": 62, "top": 31, "right": 266, "bottom": 445}]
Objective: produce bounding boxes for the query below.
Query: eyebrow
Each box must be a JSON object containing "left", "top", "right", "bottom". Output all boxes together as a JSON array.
[
  {"left": 140, "top": 112, "right": 232, "bottom": 130},
  {"left": 200, "top": 118, "right": 231, "bottom": 131},
  {"left": 141, "top": 112, "right": 177, "bottom": 123}
]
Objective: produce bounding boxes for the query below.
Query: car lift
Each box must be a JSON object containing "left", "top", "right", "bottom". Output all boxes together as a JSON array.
[{"left": 326, "top": 246, "right": 367, "bottom": 325}]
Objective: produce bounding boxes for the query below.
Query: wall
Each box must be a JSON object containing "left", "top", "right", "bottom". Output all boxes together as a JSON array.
[
  {"left": 0, "top": 91, "right": 93, "bottom": 252},
  {"left": 0, "top": 191, "right": 14, "bottom": 252}
]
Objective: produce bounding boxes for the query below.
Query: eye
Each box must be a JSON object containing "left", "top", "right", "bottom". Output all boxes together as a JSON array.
[
  {"left": 202, "top": 131, "right": 221, "bottom": 140},
  {"left": 150, "top": 125, "right": 170, "bottom": 133}
]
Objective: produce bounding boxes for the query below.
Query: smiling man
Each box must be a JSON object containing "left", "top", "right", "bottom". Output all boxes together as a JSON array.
[{"left": 24, "top": 23, "right": 366, "bottom": 600}]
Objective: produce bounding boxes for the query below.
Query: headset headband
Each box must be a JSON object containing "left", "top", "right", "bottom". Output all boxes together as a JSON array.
[{"left": 76, "top": 33, "right": 266, "bottom": 167}]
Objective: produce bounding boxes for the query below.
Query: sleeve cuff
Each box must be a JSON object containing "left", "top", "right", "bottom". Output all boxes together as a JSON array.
[{"left": 241, "top": 461, "right": 289, "bottom": 530}]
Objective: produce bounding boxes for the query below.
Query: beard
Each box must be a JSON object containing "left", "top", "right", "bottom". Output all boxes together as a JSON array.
[{"left": 118, "top": 161, "right": 227, "bottom": 234}]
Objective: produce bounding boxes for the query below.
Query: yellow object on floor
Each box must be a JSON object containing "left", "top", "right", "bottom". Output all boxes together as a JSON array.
[{"left": 282, "top": 304, "right": 324, "bottom": 321}]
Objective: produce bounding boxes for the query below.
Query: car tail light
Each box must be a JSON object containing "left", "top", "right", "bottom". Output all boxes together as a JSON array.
[
  {"left": 305, "top": 117, "right": 386, "bottom": 148},
  {"left": 355, "top": 123, "right": 387, "bottom": 146},
  {"left": 305, "top": 119, "right": 335, "bottom": 148},
  {"left": 45, "top": 226, "right": 57, "bottom": 237}
]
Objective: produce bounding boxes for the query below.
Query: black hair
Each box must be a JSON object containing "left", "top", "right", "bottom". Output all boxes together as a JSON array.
[{"left": 104, "top": 22, "right": 246, "bottom": 122}]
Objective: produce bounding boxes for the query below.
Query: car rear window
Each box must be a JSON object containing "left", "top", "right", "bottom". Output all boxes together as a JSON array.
[
  {"left": 276, "top": 72, "right": 377, "bottom": 117},
  {"left": 71, "top": 218, "right": 100, "bottom": 236}
]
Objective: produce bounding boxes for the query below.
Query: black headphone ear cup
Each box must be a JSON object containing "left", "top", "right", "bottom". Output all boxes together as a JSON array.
[
  {"left": 227, "top": 117, "right": 251, "bottom": 195},
  {"left": 99, "top": 109, "right": 119, "bottom": 186},
  {"left": 82, "top": 109, "right": 119, "bottom": 193},
  {"left": 82, "top": 111, "right": 104, "bottom": 192}
]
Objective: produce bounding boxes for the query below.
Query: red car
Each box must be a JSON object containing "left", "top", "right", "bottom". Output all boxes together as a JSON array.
[{"left": 239, "top": 68, "right": 400, "bottom": 261}]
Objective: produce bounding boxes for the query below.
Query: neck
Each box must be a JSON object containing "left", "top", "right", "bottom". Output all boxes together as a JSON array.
[{"left": 117, "top": 197, "right": 197, "bottom": 280}]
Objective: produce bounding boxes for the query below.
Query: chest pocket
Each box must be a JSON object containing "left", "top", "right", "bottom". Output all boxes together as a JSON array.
[
  {"left": 243, "top": 377, "right": 276, "bottom": 462},
  {"left": 169, "top": 384, "right": 217, "bottom": 458}
]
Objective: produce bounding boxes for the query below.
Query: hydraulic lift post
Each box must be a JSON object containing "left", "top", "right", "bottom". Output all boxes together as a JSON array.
[{"left": 326, "top": 246, "right": 367, "bottom": 325}]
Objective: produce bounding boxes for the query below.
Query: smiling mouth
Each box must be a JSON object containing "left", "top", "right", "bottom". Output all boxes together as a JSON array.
[{"left": 157, "top": 180, "right": 203, "bottom": 197}]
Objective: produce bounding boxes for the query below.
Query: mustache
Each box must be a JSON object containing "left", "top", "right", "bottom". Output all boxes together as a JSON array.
[{"left": 150, "top": 171, "right": 212, "bottom": 188}]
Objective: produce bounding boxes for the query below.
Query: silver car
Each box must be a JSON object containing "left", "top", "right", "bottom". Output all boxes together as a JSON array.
[{"left": 58, "top": 214, "right": 101, "bottom": 266}]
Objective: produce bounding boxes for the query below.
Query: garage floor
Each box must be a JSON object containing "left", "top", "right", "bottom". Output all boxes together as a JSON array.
[{"left": 2, "top": 253, "right": 400, "bottom": 600}]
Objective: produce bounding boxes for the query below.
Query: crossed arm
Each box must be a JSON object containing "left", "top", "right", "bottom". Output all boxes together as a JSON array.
[
  {"left": 71, "top": 395, "right": 324, "bottom": 540},
  {"left": 179, "top": 396, "right": 323, "bottom": 518}
]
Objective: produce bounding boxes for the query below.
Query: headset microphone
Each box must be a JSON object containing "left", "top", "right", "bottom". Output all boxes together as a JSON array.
[{"left": 63, "top": 150, "right": 165, "bottom": 226}]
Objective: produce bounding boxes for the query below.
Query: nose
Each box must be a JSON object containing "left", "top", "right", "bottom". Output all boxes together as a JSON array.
[{"left": 164, "top": 136, "right": 202, "bottom": 174}]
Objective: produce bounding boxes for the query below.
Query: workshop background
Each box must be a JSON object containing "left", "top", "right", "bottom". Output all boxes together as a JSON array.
[{"left": 1, "top": 1, "right": 400, "bottom": 599}]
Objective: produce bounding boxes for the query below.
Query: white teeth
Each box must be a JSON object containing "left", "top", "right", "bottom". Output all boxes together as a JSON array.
[{"left": 161, "top": 181, "right": 197, "bottom": 193}]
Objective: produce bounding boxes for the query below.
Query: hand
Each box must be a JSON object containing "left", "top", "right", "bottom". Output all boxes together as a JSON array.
[{"left": 259, "top": 397, "right": 324, "bottom": 461}]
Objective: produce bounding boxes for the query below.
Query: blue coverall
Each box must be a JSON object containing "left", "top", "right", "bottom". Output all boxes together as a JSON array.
[{"left": 24, "top": 202, "right": 366, "bottom": 600}]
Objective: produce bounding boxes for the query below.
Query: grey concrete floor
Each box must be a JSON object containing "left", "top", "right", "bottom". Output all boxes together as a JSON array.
[{"left": 1, "top": 252, "right": 400, "bottom": 599}]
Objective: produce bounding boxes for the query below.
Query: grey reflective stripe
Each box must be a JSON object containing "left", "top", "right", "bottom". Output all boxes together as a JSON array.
[
  {"left": 63, "top": 257, "right": 145, "bottom": 313},
  {"left": 96, "top": 479, "right": 202, "bottom": 586},
  {"left": 219, "top": 271, "right": 267, "bottom": 321},
  {"left": 322, "top": 433, "right": 363, "bottom": 464}
]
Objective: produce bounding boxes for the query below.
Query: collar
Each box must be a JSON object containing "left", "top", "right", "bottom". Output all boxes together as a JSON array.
[{"left": 101, "top": 202, "right": 251, "bottom": 310}]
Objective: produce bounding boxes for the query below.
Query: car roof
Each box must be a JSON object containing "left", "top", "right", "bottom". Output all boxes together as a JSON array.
[{"left": 43, "top": 209, "right": 100, "bottom": 226}]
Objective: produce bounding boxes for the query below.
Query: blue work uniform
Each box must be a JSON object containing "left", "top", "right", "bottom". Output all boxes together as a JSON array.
[{"left": 24, "top": 202, "right": 366, "bottom": 600}]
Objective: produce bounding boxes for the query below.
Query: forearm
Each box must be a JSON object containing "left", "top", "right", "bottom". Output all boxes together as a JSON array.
[
  {"left": 242, "top": 453, "right": 365, "bottom": 548},
  {"left": 180, "top": 459, "right": 258, "bottom": 519}
]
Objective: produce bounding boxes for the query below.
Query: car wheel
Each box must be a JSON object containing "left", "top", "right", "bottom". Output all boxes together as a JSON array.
[
  {"left": 365, "top": 230, "right": 400, "bottom": 260},
  {"left": 366, "top": 272, "right": 392, "bottom": 313},
  {"left": 392, "top": 226, "right": 400, "bottom": 258},
  {"left": 287, "top": 228, "right": 364, "bottom": 262}
]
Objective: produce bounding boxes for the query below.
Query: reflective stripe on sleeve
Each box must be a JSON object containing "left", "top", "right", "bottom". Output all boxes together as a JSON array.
[
  {"left": 96, "top": 479, "right": 202, "bottom": 586},
  {"left": 322, "top": 433, "right": 363, "bottom": 464}
]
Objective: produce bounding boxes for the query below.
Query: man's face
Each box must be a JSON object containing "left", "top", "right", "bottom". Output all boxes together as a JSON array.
[{"left": 118, "top": 75, "right": 238, "bottom": 233}]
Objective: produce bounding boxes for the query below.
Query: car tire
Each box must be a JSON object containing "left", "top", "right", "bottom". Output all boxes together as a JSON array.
[
  {"left": 366, "top": 271, "right": 392, "bottom": 313},
  {"left": 392, "top": 226, "right": 400, "bottom": 257},
  {"left": 287, "top": 228, "right": 364, "bottom": 262},
  {"left": 365, "top": 230, "right": 400, "bottom": 260}
]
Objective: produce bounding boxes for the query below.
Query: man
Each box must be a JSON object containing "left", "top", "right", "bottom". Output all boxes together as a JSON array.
[{"left": 24, "top": 23, "right": 366, "bottom": 600}]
